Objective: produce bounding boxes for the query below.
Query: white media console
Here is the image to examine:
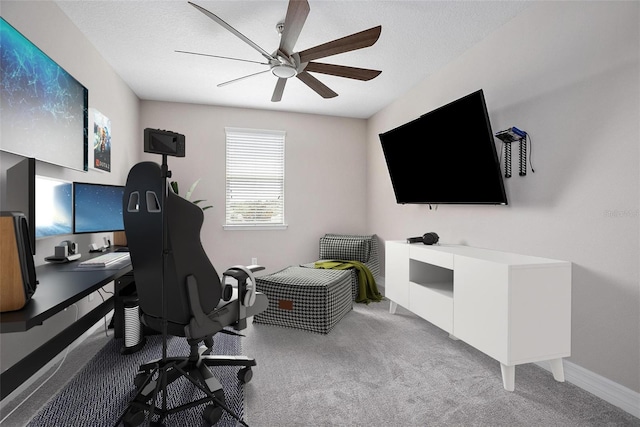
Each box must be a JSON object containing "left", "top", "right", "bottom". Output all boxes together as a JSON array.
[{"left": 385, "top": 241, "right": 571, "bottom": 391}]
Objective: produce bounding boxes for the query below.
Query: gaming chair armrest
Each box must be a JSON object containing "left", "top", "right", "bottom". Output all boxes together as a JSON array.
[
  {"left": 185, "top": 275, "right": 225, "bottom": 340},
  {"left": 184, "top": 271, "right": 269, "bottom": 340}
]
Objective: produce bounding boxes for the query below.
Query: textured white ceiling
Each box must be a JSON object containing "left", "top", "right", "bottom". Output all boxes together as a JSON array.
[{"left": 55, "top": 0, "right": 531, "bottom": 119}]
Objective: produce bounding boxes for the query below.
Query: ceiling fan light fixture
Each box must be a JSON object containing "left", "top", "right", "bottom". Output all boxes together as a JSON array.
[{"left": 271, "top": 64, "right": 297, "bottom": 79}]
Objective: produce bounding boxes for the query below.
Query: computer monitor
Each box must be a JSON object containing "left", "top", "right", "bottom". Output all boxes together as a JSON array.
[
  {"left": 6, "top": 158, "right": 36, "bottom": 253},
  {"left": 6, "top": 158, "right": 75, "bottom": 253},
  {"left": 35, "top": 175, "right": 73, "bottom": 239},
  {"left": 73, "top": 182, "right": 125, "bottom": 234}
]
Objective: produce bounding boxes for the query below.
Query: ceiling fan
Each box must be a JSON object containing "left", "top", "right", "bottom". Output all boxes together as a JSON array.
[{"left": 178, "top": 0, "right": 382, "bottom": 102}]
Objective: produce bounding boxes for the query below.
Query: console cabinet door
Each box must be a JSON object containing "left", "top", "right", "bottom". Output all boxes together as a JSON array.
[
  {"left": 506, "top": 264, "right": 572, "bottom": 363},
  {"left": 385, "top": 242, "right": 410, "bottom": 308},
  {"left": 453, "top": 255, "right": 509, "bottom": 364}
]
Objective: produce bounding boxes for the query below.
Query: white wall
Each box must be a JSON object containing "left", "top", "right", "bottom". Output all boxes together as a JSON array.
[
  {"left": 0, "top": 0, "right": 140, "bottom": 378},
  {"left": 140, "top": 100, "right": 368, "bottom": 275},
  {"left": 367, "top": 1, "right": 639, "bottom": 393}
]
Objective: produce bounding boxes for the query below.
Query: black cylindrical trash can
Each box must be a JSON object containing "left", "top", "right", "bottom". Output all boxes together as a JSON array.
[{"left": 121, "top": 298, "right": 146, "bottom": 354}]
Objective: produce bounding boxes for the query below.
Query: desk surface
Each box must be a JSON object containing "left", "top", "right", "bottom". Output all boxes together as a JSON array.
[{"left": 0, "top": 255, "right": 132, "bottom": 333}]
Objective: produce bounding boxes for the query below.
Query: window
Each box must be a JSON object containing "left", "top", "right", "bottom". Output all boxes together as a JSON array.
[{"left": 224, "top": 127, "right": 286, "bottom": 230}]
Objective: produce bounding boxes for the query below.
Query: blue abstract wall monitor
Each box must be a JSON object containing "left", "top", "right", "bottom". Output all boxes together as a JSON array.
[{"left": 0, "top": 17, "right": 88, "bottom": 171}]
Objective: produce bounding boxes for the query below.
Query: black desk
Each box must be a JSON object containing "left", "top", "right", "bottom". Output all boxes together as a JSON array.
[{"left": 0, "top": 256, "right": 132, "bottom": 400}]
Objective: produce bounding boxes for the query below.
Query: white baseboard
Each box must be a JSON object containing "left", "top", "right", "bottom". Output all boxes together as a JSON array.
[{"left": 536, "top": 359, "right": 640, "bottom": 419}]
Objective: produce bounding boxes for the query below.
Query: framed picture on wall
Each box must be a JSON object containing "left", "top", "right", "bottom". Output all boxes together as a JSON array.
[{"left": 90, "top": 108, "right": 111, "bottom": 172}]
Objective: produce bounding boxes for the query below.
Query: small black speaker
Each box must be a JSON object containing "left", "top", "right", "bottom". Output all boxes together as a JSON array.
[
  {"left": 0, "top": 212, "right": 38, "bottom": 312},
  {"left": 407, "top": 232, "right": 440, "bottom": 245}
]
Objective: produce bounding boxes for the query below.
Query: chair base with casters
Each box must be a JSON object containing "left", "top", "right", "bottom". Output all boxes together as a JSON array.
[
  {"left": 117, "top": 267, "right": 268, "bottom": 427},
  {"left": 121, "top": 339, "right": 256, "bottom": 426}
]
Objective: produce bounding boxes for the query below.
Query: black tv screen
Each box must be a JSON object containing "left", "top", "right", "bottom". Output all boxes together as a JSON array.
[
  {"left": 73, "top": 182, "right": 125, "bottom": 234},
  {"left": 379, "top": 89, "right": 507, "bottom": 205}
]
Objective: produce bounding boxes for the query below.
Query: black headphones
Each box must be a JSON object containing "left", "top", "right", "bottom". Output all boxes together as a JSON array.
[{"left": 407, "top": 232, "right": 439, "bottom": 245}]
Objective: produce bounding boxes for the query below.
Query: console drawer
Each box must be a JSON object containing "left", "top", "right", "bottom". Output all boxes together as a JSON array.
[{"left": 409, "top": 281, "right": 453, "bottom": 333}]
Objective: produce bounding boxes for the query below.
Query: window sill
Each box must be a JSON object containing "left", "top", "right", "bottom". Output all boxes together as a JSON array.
[{"left": 223, "top": 224, "right": 288, "bottom": 231}]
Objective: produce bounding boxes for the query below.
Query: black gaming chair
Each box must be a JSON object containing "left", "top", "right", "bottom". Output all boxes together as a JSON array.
[{"left": 117, "top": 161, "right": 268, "bottom": 427}]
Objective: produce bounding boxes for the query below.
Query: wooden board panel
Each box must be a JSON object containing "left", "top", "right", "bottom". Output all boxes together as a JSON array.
[{"left": 0, "top": 217, "right": 26, "bottom": 312}]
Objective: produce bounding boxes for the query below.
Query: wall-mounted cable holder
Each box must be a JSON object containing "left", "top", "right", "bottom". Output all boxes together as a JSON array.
[
  {"left": 503, "top": 141, "right": 512, "bottom": 178},
  {"left": 494, "top": 127, "right": 532, "bottom": 178},
  {"left": 518, "top": 138, "right": 527, "bottom": 176}
]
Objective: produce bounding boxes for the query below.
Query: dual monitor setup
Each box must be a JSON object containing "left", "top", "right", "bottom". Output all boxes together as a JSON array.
[
  {"left": 6, "top": 158, "right": 125, "bottom": 256},
  {"left": 6, "top": 128, "right": 187, "bottom": 257}
]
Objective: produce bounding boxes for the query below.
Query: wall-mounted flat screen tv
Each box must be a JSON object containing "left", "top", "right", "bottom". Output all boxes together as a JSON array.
[
  {"left": 73, "top": 182, "right": 125, "bottom": 234},
  {"left": 0, "top": 17, "right": 88, "bottom": 171},
  {"left": 379, "top": 89, "right": 507, "bottom": 205}
]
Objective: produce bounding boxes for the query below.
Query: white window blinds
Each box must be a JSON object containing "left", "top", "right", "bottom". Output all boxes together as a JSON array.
[{"left": 225, "top": 127, "right": 286, "bottom": 229}]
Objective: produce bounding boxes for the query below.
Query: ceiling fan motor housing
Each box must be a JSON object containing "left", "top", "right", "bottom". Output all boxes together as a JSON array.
[{"left": 272, "top": 63, "right": 297, "bottom": 78}]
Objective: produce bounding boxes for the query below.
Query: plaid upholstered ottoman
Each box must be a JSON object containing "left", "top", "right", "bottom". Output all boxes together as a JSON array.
[{"left": 252, "top": 266, "right": 353, "bottom": 334}]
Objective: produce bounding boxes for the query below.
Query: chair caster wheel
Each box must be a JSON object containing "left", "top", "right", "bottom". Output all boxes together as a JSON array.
[
  {"left": 202, "top": 404, "right": 223, "bottom": 425},
  {"left": 203, "top": 390, "right": 226, "bottom": 425},
  {"left": 122, "top": 407, "right": 145, "bottom": 427},
  {"left": 238, "top": 367, "right": 253, "bottom": 384}
]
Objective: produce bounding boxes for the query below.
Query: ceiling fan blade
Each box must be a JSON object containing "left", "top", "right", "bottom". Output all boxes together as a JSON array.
[
  {"left": 217, "top": 69, "right": 271, "bottom": 87},
  {"left": 298, "top": 25, "right": 382, "bottom": 63},
  {"left": 271, "top": 78, "right": 287, "bottom": 102},
  {"left": 278, "top": 0, "right": 310, "bottom": 57},
  {"left": 296, "top": 71, "right": 338, "bottom": 99},
  {"left": 175, "top": 50, "right": 270, "bottom": 65},
  {"left": 188, "top": 2, "right": 275, "bottom": 62},
  {"left": 304, "top": 62, "right": 381, "bottom": 81}
]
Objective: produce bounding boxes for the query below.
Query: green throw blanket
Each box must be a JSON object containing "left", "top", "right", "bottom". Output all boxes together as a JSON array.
[{"left": 314, "top": 260, "right": 383, "bottom": 304}]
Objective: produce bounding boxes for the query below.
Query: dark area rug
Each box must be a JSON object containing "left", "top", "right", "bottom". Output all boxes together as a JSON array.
[{"left": 28, "top": 332, "right": 244, "bottom": 426}]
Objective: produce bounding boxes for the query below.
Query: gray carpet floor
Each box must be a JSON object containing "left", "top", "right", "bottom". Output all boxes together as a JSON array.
[
  {"left": 2, "top": 299, "right": 639, "bottom": 426},
  {"left": 242, "top": 298, "right": 639, "bottom": 426}
]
